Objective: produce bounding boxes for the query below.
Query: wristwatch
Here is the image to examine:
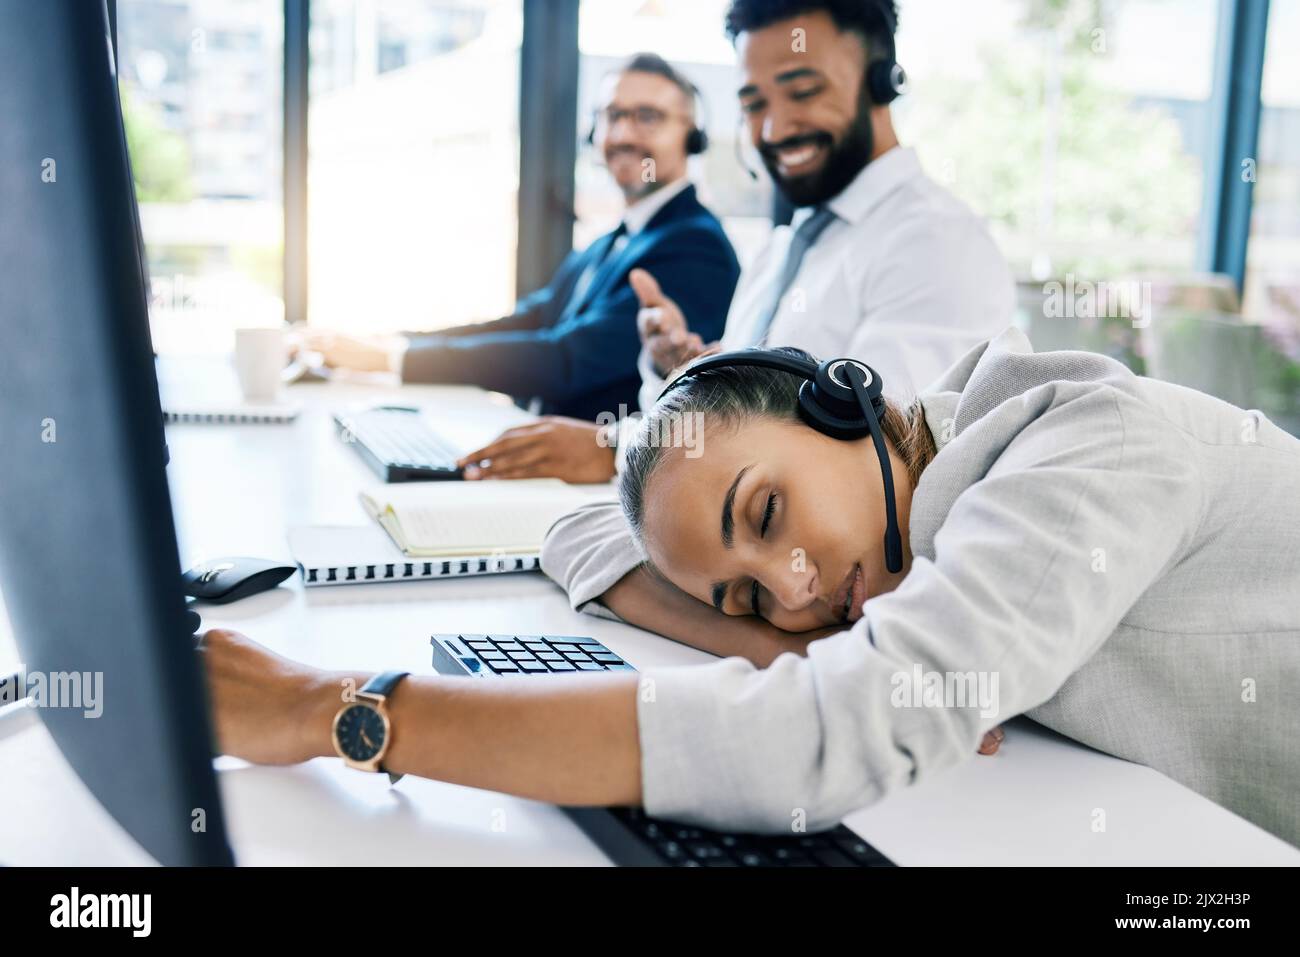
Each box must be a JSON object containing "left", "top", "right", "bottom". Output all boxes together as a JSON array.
[{"left": 331, "top": 670, "right": 410, "bottom": 784}]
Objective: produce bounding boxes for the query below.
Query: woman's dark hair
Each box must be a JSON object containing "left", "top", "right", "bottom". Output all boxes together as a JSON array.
[
  {"left": 724, "top": 0, "right": 899, "bottom": 55},
  {"left": 619, "top": 346, "right": 936, "bottom": 540}
]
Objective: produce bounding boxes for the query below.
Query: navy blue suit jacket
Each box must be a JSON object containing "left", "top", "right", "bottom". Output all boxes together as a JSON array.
[{"left": 401, "top": 184, "right": 740, "bottom": 420}]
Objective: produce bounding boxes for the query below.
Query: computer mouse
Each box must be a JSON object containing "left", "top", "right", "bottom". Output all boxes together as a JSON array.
[{"left": 181, "top": 557, "right": 297, "bottom": 604}]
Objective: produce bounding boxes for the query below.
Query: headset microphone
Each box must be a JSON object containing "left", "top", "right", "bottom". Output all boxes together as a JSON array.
[{"left": 733, "top": 127, "right": 760, "bottom": 181}]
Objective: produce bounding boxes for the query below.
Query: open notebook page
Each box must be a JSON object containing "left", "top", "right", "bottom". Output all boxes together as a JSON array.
[{"left": 360, "top": 479, "right": 614, "bottom": 557}]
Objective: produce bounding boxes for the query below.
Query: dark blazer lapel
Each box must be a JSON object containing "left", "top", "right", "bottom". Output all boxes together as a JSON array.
[{"left": 569, "top": 184, "right": 700, "bottom": 316}]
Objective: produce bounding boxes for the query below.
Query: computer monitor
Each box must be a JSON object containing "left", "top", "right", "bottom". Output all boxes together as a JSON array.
[{"left": 0, "top": 0, "right": 233, "bottom": 865}]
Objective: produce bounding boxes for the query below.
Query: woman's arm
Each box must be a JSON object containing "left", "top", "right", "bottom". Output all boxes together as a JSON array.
[
  {"left": 603, "top": 565, "right": 837, "bottom": 667},
  {"left": 202, "top": 629, "right": 643, "bottom": 807}
]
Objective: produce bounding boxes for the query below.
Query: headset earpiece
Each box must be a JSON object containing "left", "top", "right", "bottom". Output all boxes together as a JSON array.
[
  {"left": 797, "top": 358, "right": 882, "bottom": 439},
  {"left": 865, "top": 0, "right": 907, "bottom": 106},
  {"left": 866, "top": 59, "right": 907, "bottom": 105}
]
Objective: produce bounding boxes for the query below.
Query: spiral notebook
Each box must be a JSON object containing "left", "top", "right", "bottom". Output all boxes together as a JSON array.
[
  {"left": 287, "top": 524, "right": 541, "bottom": 586},
  {"left": 357, "top": 479, "right": 601, "bottom": 558},
  {"left": 162, "top": 402, "right": 301, "bottom": 424}
]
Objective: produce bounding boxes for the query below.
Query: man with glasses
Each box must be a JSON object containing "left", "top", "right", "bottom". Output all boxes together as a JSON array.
[{"left": 303, "top": 53, "right": 739, "bottom": 468}]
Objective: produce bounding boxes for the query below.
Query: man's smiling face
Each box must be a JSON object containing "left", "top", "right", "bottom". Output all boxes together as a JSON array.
[{"left": 736, "top": 10, "right": 876, "bottom": 206}]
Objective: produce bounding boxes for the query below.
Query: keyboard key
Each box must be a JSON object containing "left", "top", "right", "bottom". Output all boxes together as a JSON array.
[
  {"left": 537, "top": 652, "right": 563, "bottom": 662},
  {"left": 574, "top": 662, "right": 603, "bottom": 671},
  {"left": 545, "top": 661, "right": 576, "bottom": 672},
  {"left": 834, "top": 834, "right": 889, "bottom": 863},
  {"left": 519, "top": 661, "right": 548, "bottom": 673},
  {"left": 771, "top": 848, "right": 810, "bottom": 864},
  {"left": 656, "top": 841, "right": 687, "bottom": 862},
  {"left": 686, "top": 841, "right": 726, "bottom": 861}
]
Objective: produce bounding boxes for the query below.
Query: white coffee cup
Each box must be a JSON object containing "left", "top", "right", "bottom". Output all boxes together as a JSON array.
[{"left": 234, "top": 327, "right": 287, "bottom": 402}]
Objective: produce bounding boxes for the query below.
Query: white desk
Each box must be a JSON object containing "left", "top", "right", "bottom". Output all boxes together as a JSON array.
[{"left": 2, "top": 362, "right": 1297, "bottom": 866}]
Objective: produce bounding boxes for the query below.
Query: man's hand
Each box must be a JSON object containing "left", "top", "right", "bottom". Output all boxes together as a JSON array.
[
  {"left": 630, "top": 268, "right": 706, "bottom": 376},
  {"left": 457, "top": 416, "right": 617, "bottom": 483},
  {"left": 198, "top": 628, "right": 353, "bottom": 766},
  {"left": 292, "top": 327, "right": 403, "bottom": 374}
]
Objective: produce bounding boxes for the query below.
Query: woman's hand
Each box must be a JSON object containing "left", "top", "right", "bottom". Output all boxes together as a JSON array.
[
  {"left": 978, "top": 725, "right": 1005, "bottom": 755},
  {"left": 198, "top": 628, "right": 354, "bottom": 766}
]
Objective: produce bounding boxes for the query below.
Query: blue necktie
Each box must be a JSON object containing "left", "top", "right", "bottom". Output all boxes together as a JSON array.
[
  {"left": 749, "top": 206, "right": 838, "bottom": 346},
  {"left": 570, "top": 222, "right": 627, "bottom": 311}
]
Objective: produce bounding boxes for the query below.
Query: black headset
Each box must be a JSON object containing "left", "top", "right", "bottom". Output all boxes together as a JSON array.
[
  {"left": 865, "top": 0, "right": 908, "bottom": 105},
  {"left": 658, "top": 349, "right": 904, "bottom": 574}
]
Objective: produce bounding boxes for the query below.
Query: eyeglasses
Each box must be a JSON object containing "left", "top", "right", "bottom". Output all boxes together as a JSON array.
[{"left": 594, "top": 104, "right": 689, "bottom": 132}]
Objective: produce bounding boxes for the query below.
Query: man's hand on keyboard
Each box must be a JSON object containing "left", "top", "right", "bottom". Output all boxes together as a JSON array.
[{"left": 458, "top": 416, "right": 616, "bottom": 483}]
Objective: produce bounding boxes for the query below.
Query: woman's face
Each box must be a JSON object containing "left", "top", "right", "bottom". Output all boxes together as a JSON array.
[{"left": 639, "top": 416, "right": 914, "bottom": 633}]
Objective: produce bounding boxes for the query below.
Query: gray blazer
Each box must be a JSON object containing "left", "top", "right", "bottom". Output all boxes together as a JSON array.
[{"left": 539, "top": 326, "right": 1300, "bottom": 845}]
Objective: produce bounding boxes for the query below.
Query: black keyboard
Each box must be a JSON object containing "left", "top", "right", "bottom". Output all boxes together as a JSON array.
[
  {"left": 334, "top": 406, "right": 463, "bottom": 482},
  {"left": 430, "top": 633, "right": 633, "bottom": 677},
  {"left": 566, "top": 807, "right": 895, "bottom": 867},
  {"left": 428, "top": 632, "right": 896, "bottom": 867}
]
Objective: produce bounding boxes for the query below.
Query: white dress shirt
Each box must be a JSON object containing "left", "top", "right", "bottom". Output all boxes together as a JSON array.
[
  {"left": 635, "top": 146, "right": 1015, "bottom": 413},
  {"left": 620, "top": 175, "right": 692, "bottom": 242}
]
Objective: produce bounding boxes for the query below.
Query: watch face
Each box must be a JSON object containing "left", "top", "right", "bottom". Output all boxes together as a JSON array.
[{"left": 334, "top": 703, "right": 387, "bottom": 762}]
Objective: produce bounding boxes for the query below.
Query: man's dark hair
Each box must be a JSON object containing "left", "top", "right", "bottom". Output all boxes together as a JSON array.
[
  {"left": 723, "top": 0, "right": 898, "bottom": 60},
  {"left": 620, "top": 52, "right": 700, "bottom": 108}
]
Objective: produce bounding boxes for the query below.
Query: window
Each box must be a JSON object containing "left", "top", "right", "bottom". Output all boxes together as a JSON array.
[
  {"left": 117, "top": 0, "right": 285, "bottom": 354},
  {"left": 307, "top": 0, "right": 522, "bottom": 334},
  {"left": 575, "top": 0, "right": 773, "bottom": 267},
  {"left": 1244, "top": 0, "right": 1300, "bottom": 337},
  {"left": 0, "top": 586, "right": 15, "bottom": 681},
  {"left": 895, "top": 0, "right": 1217, "bottom": 280}
]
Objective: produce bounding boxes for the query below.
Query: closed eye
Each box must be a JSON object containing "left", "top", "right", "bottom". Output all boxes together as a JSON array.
[{"left": 749, "top": 491, "right": 778, "bottom": 616}]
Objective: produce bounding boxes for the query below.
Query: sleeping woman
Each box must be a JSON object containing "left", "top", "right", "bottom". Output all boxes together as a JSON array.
[{"left": 202, "top": 326, "right": 1300, "bottom": 846}]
